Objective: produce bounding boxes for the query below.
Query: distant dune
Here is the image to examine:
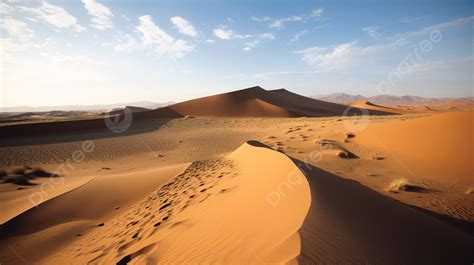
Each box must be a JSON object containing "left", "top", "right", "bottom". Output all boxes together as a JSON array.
[
  {"left": 314, "top": 93, "right": 474, "bottom": 107},
  {"left": 0, "top": 86, "right": 394, "bottom": 138},
  {"left": 151, "top": 86, "right": 394, "bottom": 118},
  {"left": 349, "top": 100, "right": 416, "bottom": 114}
]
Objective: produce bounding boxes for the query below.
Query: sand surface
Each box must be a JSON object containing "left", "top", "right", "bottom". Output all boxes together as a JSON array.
[{"left": 0, "top": 88, "right": 473, "bottom": 264}]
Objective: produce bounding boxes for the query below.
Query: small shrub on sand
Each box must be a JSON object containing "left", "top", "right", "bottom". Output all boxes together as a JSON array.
[
  {"left": 346, "top": 132, "right": 356, "bottom": 139},
  {"left": 386, "top": 178, "right": 426, "bottom": 193},
  {"left": 465, "top": 187, "right": 474, "bottom": 194},
  {"left": 387, "top": 178, "right": 409, "bottom": 192}
]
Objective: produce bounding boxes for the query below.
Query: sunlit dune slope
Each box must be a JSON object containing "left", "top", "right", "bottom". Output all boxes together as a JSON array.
[
  {"left": 354, "top": 111, "right": 474, "bottom": 184},
  {"left": 349, "top": 100, "right": 417, "bottom": 114},
  {"left": 0, "top": 141, "right": 311, "bottom": 264}
]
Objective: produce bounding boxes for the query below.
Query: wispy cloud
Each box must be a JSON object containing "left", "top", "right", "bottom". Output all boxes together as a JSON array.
[
  {"left": 171, "top": 16, "right": 198, "bottom": 37},
  {"left": 243, "top": 32, "right": 275, "bottom": 51},
  {"left": 362, "top": 26, "right": 379, "bottom": 38},
  {"left": 290, "top": 30, "right": 309, "bottom": 42},
  {"left": 295, "top": 41, "right": 377, "bottom": 71},
  {"left": 253, "top": 8, "right": 324, "bottom": 29},
  {"left": 18, "top": 1, "right": 85, "bottom": 32},
  {"left": 311, "top": 8, "right": 323, "bottom": 18},
  {"left": 136, "top": 15, "right": 194, "bottom": 58},
  {"left": 251, "top": 16, "right": 271, "bottom": 22},
  {"left": 213, "top": 26, "right": 252, "bottom": 40},
  {"left": 296, "top": 16, "right": 474, "bottom": 72},
  {"left": 82, "top": 0, "right": 113, "bottom": 30},
  {"left": 270, "top": 15, "right": 304, "bottom": 29},
  {"left": 0, "top": 2, "right": 13, "bottom": 14},
  {"left": 1, "top": 17, "right": 34, "bottom": 42},
  {"left": 387, "top": 16, "right": 473, "bottom": 47},
  {"left": 113, "top": 34, "right": 141, "bottom": 53},
  {"left": 410, "top": 56, "right": 473, "bottom": 74}
]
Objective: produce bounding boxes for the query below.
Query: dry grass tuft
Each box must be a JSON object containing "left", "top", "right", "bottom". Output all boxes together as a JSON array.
[
  {"left": 387, "top": 178, "right": 409, "bottom": 192},
  {"left": 464, "top": 186, "right": 474, "bottom": 194},
  {"left": 386, "top": 178, "right": 427, "bottom": 193}
]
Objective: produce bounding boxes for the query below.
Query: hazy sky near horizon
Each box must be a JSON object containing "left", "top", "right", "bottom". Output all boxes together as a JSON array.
[{"left": 0, "top": 0, "right": 473, "bottom": 107}]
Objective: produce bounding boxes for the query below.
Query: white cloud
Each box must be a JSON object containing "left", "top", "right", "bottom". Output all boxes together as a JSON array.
[
  {"left": 213, "top": 26, "right": 252, "bottom": 40},
  {"left": 290, "top": 30, "right": 309, "bottom": 42},
  {"left": 82, "top": 0, "right": 113, "bottom": 30},
  {"left": 410, "top": 56, "right": 473, "bottom": 74},
  {"left": 18, "top": 1, "right": 85, "bottom": 32},
  {"left": 113, "top": 34, "right": 141, "bottom": 53},
  {"left": 1, "top": 17, "right": 34, "bottom": 42},
  {"left": 270, "top": 16, "right": 303, "bottom": 29},
  {"left": 0, "top": 2, "right": 13, "bottom": 14},
  {"left": 243, "top": 32, "right": 275, "bottom": 51},
  {"left": 362, "top": 26, "right": 379, "bottom": 38},
  {"left": 252, "top": 16, "right": 271, "bottom": 22},
  {"left": 311, "top": 8, "right": 323, "bottom": 18},
  {"left": 0, "top": 38, "right": 28, "bottom": 55},
  {"left": 213, "top": 27, "right": 233, "bottom": 40},
  {"left": 205, "top": 39, "right": 215, "bottom": 43},
  {"left": 170, "top": 16, "right": 197, "bottom": 37},
  {"left": 295, "top": 41, "right": 376, "bottom": 71},
  {"left": 295, "top": 16, "right": 474, "bottom": 72},
  {"left": 387, "top": 16, "right": 474, "bottom": 47},
  {"left": 136, "top": 15, "right": 194, "bottom": 58},
  {"left": 0, "top": 36, "right": 56, "bottom": 56},
  {"left": 255, "top": 8, "right": 324, "bottom": 29}
]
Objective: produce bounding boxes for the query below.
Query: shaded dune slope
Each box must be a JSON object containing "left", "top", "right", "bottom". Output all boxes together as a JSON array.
[{"left": 296, "top": 162, "right": 474, "bottom": 264}]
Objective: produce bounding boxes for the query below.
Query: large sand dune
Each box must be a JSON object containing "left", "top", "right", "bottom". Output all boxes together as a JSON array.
[
  {"left": 157, "top": 86, "right": 395, "bottom": 117},
  {"left": 0, "top": 141, "right": 311, "bottom": 264}
]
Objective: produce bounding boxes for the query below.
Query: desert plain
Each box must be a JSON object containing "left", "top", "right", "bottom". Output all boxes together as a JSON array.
[{"left": 0, "top": 86, "right": 473, "bottom": 264}]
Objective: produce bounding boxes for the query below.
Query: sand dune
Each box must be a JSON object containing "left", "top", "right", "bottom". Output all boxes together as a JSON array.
[
  {"left": 349, "top": 100, "right": 416, "bottom": 114},
  {"left": 0, "top": 141, "right": 311, "bottom": 264},
  {"left": 156, "top": 86, "right": 395, "bottom": 117},
  {"left": 354, "top": 112, "right": 473, "bottom": 184}
]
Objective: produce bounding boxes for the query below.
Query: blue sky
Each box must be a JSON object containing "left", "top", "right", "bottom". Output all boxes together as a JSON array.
[{"left": 0, "top": 0, "right": 472, "bottom": 107}]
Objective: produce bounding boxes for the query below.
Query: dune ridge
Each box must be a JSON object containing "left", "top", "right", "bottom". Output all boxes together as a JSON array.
[
  {"left": 158, "top": 86, "right": 395, "bottom": 118},
  {"left": 349, "top": 100, "right": 416, "bottom": 114},
  {"left": 0, "top": 141, "right": 311, "bottom": 264}
]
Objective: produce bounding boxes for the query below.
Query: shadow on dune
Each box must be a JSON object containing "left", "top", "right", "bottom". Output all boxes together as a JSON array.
[
  {"left": 290, "top": 158, "right": 474, "bottom": 265},
  {"left": 0, "top": 108, "right": 182, "bottom": 147}
]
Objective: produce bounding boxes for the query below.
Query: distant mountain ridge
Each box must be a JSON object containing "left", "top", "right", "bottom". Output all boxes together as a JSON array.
[
  {"left": 313, "top": 93, "right": 474, "bottom": 106},
  {"left": 0, "top": 101, "right": 174, "bottom": 113}
]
